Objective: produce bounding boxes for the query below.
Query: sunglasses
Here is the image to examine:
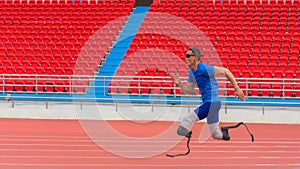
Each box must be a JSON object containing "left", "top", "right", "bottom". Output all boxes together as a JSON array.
[{"left": 186, "top": 54, "right": 195, "bottom": 58}]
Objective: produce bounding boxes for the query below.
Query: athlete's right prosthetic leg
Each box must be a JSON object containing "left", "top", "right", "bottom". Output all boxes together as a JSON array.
[
  {"left": 221, "top": 122, "right": 255, "bottom": 142},
  {"left": 208, "top": 122, "right": 229, "bottom": 140},
  {"left": 221, "top": 126, "right": 230, "bottom": 140}
]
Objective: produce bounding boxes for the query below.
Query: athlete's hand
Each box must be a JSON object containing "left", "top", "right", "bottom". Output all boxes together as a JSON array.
[
  {"left": 170, "top": 73, "right": 181, "bottom": 86},
  {"left": 235, "top": 87, "right": 245, "bottom": 101}
]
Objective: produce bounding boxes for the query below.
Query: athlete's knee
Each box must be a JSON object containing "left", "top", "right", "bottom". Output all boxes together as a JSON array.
[
  {"left": 211, "top": 134, "right": 218, "bottom": 140},
  {"left": 180, "top": 112, "right": 199, "bottom": 129},
  {"left": 211, "top": 130, "right": 223, "bottom": 140},
  {"left": 209, "top": 123, "right": 223, "bottom": 140}
]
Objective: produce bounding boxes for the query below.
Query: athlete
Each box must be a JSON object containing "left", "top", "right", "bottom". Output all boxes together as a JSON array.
[{"left": 171, "top": 48, "right": 245, "bottom": 140}]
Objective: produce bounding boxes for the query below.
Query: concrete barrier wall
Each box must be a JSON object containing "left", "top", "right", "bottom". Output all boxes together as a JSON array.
[{"left": 0, "top": 100, "right": 299, "bottom": 124}]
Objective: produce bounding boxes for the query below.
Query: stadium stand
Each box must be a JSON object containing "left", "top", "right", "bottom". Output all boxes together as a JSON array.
[
  {"left": 0, "top": 0, "right": 298, "bottom": 98},
  {"left": 0, "top": 0, "right": 134, "bottom": 93},
  {"left": 110, "top": 0, "right": 300, "bottom": 97}
]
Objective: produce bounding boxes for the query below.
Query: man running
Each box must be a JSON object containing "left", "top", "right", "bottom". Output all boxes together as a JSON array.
[{"left": 171, "top": 48, "right": 245, "bottom": 140}]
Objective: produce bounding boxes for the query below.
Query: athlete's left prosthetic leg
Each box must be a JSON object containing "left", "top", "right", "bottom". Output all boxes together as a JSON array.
[
  {"left": 177, "top": 112, "right": 199, "bottom": 138},
  {"left": 166, "top": 113, "right": 198, "bottom": 157}
]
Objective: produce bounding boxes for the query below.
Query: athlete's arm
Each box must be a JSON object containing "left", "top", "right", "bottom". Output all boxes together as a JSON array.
[
  {"left": 170, "top": 73, "right": 195, "bottom": 95},
  {"left": 214, "top": 67, "right": 245, "bottom": 101}
]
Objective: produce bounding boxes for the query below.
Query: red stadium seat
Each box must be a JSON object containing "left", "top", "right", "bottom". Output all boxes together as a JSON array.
[
  {"left": 249, "top": 84, "right": 260, "bottom": 97},
  {"left": 226, "top": 84, "right": 235, "bottom": 96},
  {"left": 273, "top": 70, "right": 283, "bottom": 79},
  {"left": 45, "top": 81, "right": 55, "bottom": 92},
  {"left": 15, "top": 81, "right": 25, "bottom": 92},
  {"left": 25, "top": 80, "right": 35, "bottom": 92},
  {"left": 162, "top": 82, "right": 173, "bottom": 94},
  {"left": 284, "top": 70, "right": 295, "bottom": 81},
  {"left": 150, "top": 82, "right": 161, "bottom": 95},
  {"left": 251, "top": 70, "right": 262, "bottom": 83},
  {"left": 140, "top": 81, "right": 151, "bottom": 94},
  {"left": 261, "top": 84, "right": 271, "bottom": 96},
  {"left": 5, "top": 80, "right": 15, "bottom": 92},
  {"left": 263, "top": 70, "right": 273, "bottom": 80},
  {"left": 272, "top": 84, "right": 282, "bottom": 97},
  {"left": 129, "top": 81, "right": 139, "bottom": 94},
  {"left": 284, "top": 84, "right": 293, "bottom": 97}
]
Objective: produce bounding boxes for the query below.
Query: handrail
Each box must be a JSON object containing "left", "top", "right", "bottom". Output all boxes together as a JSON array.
[{"left": 0, "top": 74, "right": 299, "bottom": 99}]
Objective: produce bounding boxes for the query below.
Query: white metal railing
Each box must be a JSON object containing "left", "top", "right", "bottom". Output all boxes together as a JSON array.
[
  {"left": 108, "top": 75, "right": 300, "bottom": 99},
  {"left": 0, "top": 74, "right": 299, "bottom": 99},
  {"left": 0, "top": 74, "right": 93, "bottom": 94}
]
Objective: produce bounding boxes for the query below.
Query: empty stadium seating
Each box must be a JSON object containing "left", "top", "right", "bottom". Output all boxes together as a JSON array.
[
  {"left": 0, "top": 0, "right": 134, "bottom": 93},
  {"left": 110, "top": 0, "right": 299, "bottom": 98}
]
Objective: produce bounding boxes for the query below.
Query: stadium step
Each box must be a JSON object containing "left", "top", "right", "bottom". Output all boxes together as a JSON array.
[{"left": 96, "top": 6, "right": 150, "bottom": 96}]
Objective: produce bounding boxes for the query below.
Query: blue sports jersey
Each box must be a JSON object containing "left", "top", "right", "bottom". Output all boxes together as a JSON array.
[{"left": 187, "top": 63, "right": 219, "bottom": 102}]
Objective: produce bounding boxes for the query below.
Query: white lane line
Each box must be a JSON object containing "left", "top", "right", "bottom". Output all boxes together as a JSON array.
[
  {"left": 1, "top": 138, "right": 300, "bottom": 144},
  {"left": 0, "top": 155, "right": 297, "bottom": 159},
  {"left": 259, "top": 156, "right": 300, "bottom": 159},
  {"left": 255, "top": 164, "right": 276, "bottom": 166},
  {"left": 0, "top": 149, "right": 299, "bottom": 153},
  {"left": 0, "top": 155, "right": 298, "bottom": 160},
  {"left": 0, "top": 143, "right": 300, "bottom": 149},
  {"left": 0, "top": 163, "right": 298, "bottom": 167},
  {"left": 0, "top": 135, "right": 299, "bottom": 140}
]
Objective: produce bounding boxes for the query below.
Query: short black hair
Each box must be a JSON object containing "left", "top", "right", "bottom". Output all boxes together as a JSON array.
[{"left": 189, "top": 48, "right": 203, "bottom": 59}]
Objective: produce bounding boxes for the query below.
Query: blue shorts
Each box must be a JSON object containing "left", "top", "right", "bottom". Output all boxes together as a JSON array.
[{"left": 194, "top": 101, "right": 221, "bottom": 124}]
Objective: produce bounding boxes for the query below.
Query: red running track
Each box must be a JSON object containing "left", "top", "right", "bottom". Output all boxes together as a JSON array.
[{"left": 0, "top": 118, "right": 299, "bottom": 169}]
